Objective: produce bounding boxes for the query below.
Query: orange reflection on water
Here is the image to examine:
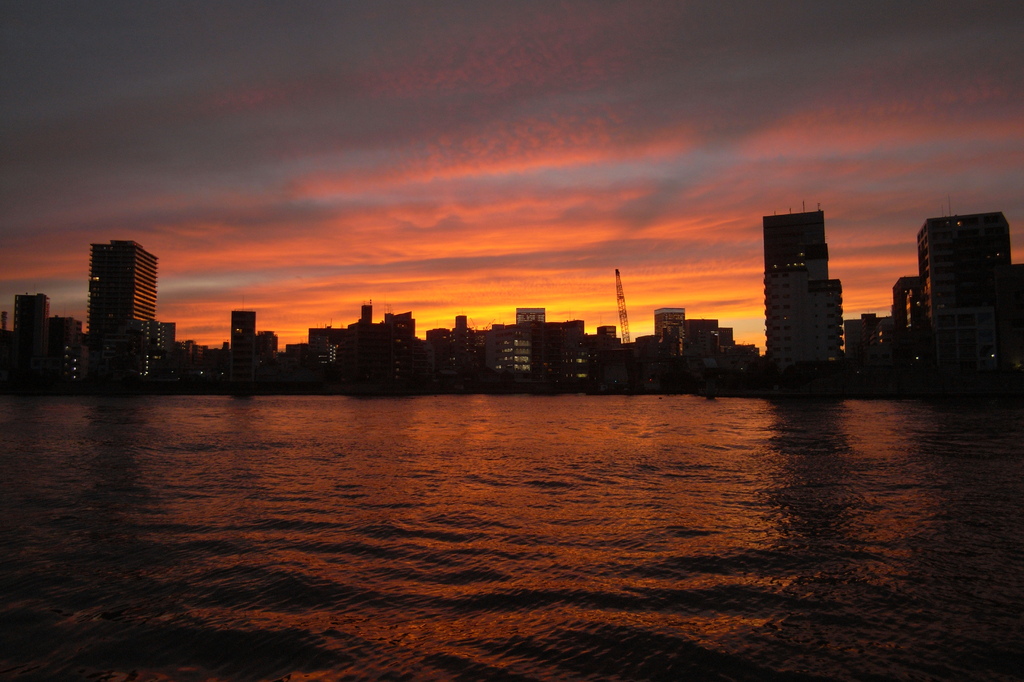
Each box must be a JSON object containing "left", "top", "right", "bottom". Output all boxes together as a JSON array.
[{"left": 61, "top": 394, "right": 1002, "bottom": 679}]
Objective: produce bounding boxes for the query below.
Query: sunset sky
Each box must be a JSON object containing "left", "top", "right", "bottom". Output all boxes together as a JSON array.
[{"left": 3, "top": 1, "right": 1023, "bottom": 349}]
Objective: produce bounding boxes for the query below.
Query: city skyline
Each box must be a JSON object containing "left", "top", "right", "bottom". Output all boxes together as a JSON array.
[{"left": 3, "top": 3, "right": 1023, "bottom": 347}]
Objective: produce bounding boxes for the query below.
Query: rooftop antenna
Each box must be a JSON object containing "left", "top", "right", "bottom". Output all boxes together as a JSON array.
[{"left": 948, "top": 194, "right": 953, "bottom": 217}]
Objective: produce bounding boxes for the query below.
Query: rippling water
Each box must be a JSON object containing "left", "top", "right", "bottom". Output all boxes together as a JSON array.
[{"left": 1, "top": 394, "right": 1023, "bottom": 681}]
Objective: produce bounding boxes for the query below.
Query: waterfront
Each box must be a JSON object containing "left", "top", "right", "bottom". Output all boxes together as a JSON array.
[{"left": 1, "top": 394, "right": 1022, "bottom": 680}]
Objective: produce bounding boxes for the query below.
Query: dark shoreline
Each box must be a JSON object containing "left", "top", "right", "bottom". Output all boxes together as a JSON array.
[{"left": 4, "top": 379, "right": 1024, "bottom": 400}]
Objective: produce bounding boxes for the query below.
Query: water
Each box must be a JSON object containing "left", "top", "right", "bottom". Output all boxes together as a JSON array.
[{"left": 1, "top": 394, "right": 1022, "bottom": 681}]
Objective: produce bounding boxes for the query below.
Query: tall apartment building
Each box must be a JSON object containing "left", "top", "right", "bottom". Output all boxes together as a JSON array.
[
  {"left": 88, "top": 240, "right": 158, "bottom": 343},
  {"left": 763, "top": 210, "right": 844, "bottom": 369},
  {"left": 230, "top": 310, "right": 257, "bottom": 382},
  {"left": 917, "top": 212, "right": 1011, "bottom": 370},
  {"left": 13, "top": 293, "right": 49, "bottom": 374}
]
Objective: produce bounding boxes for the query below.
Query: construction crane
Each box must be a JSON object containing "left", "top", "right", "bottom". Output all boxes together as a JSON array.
[{"left": 615, "top": 268, "right": 631, "bottom": 344}]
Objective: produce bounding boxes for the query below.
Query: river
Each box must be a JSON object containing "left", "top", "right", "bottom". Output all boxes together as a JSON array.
[{"left": 1, "top": 394, "right": 1022, "bottom": 680}]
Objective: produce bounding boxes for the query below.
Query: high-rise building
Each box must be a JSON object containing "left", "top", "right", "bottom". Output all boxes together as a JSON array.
[
  {"left": 88, "top": 240, "right": 158, "bottom": 343},
  {"left": 13, "top": 293, "right": 49, "bottom": 374},
  {"left": 230, "top": 310, "right": 256, "bottom": 382},
  {"left": 654, "top": 308, "right": 686, "bottom": 356},
  {"left": 763, "top": 210, "right": 844, "bottom": 369},
  {"left": 917, "top": 212, "right": 1011, "bottom": 369}
]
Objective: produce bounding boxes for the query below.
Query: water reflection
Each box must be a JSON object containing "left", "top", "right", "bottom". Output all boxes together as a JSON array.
[
  {"left": 1, "top": 394, "right": 1022, "bottom": 680},
  {"left": 759, "top": 399, "right": 857, "bottom": 544}
]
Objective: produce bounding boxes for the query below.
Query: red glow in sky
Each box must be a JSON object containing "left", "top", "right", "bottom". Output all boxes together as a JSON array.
[{"left": 2, "top": 2, "right": 1023, "bottom": 347}]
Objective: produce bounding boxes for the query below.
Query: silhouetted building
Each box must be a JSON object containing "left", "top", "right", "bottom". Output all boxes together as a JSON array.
[
  {"left": 308, "top": 326, "right": 346, "bottom": 367},
  {"left": 47, "top": 316, "right": 82, "bottom": 357},
  {"left": 174, "top": 339, "right": 212, "bottom": 379},
  {"left": 321, "top": 304, "right": 427, "bottom": 384},
  {"left": 716, "top": 341, "right": 760, "bottom": 372},
  {"left": 139, "top": 320, "right": 175, "bottom": 352},
  {"left": 763, "top": 210, "right": 844, "bottom": 369},
  {"left": 452, "top": 315, "right": 484, "bottom": 375},
  {"left": 891, "top": 275, "right": 930, "bottom": 364},
  {"left": 487, "top": 323, "right": 532, "bottom": 379},
  {"left": 541, "top": 320, "right": 588, "bottom": 384},
  {"left": 591, "top": 326, "right": 620, "bottom": 348},
  {"left": 230, "top": 310, "right": 256, "bottom": 382},
  {"left": 516, "top": 308, "right": 546, "bottom": 324},
  {"left": 995, "top": 264, "right": 1024, "bottom": 370},
  {"left": 427, "top": 317, "right": 484, "bottom": 376},
  {"left": 0, "top": 311, "right": 11, "bottom": 380},
  {"left": 343, "top": 312, "right": 390, "bottom": 382},
  {"left": 485, "top": 314, "right": 589, "bottom": 385},
  {"left": 426, "top": 327, "right": 454, "bottom": 375},
  {"left": 852, "top": 313, "right": 894, "bottom": 366},
  {"left": 135, "top": 320, "right": 176, "bottom": 378},
  {"left": 256, "top": 330, "right": 278, "bottom": 365},
  {"left": 88, "top": 240, "right": 158, "bottom": 344},
  {"left": 385, "top": 311, "right": 424, "bottom": 383},
  {"left": 843, "top": 320, "right": 862, "bottom": 366},
  {"left": 13, "top": 293, "right": 49, "bottom": 377},
  {"left": 46, "top": 316, "right": 88, "bottom": 380},
  {"left": 654, "top": 308, "right": 685, "bottom": 356},
  {"left": 283, "top": 343, "right": 310, "bottom": 369},
  {"left": 917, "top": 212, "right": 1010, "bottom": 369},
  {"left": 684, "top": 319, "right": 720, "bottom": 357}
]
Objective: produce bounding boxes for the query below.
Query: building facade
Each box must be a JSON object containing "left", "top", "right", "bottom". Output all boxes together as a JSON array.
[
  {"left": 47, "top": 316, "right": 88, "bottom": 380},
  {"left": 515, "top": 308, "right": 546, "bottom": 324},
  {"left": 230, "top": 310, "right": 257, "bottom": 382},
  {"left": 654, "top": 308, "right": 686, "bottom": 356},
  {"left": 763, "top": 210, "right": 844, "bottom": 369},
  {"left": 88, "top": 240, "right": 158, "bottom": 343},
  {"left": 13, "top": 293, "right": 49, "bottom": 375},
  {"left": 917, "top": 212, "right": 1011, "bottom": 369},
  {"left": 891, "top": 275, "right": 930, "bottom": 364}
]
